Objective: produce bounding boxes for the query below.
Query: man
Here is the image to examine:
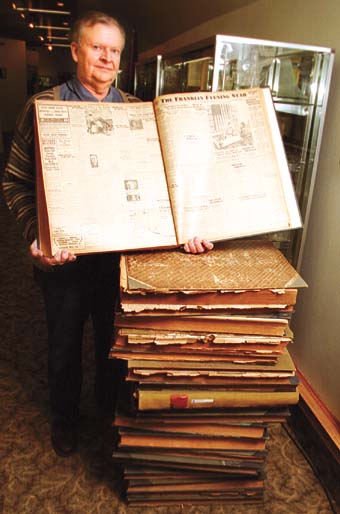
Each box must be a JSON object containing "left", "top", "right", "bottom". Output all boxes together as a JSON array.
[{"left": 2, "top": 11, "right": 213, "bottom": 458}]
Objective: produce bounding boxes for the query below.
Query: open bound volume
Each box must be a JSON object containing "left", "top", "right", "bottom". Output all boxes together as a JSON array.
[{"left": 34, "top": 87, "right": 301, "bottom": 256}]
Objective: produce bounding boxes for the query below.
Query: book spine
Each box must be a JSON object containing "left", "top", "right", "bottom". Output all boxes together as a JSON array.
[{"left": 137, "top": 389, "right": 299, "bottom": 410}]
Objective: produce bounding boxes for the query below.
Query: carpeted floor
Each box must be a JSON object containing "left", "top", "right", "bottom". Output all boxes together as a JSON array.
[{"left": 0, "top": 179, "right": 334, "bottom": 514}]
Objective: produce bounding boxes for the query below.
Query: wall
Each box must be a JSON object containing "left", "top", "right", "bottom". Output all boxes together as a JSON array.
[
  {"left": 0, "top": 40, "right": 75, "bottom": 135},
  {"left": 26, "top": 46, "right": 76, "bottom": 95},
  {"left": 141, "top": 0, "right": 340, "bottom": 421},
  {"left": 36, "top": 46, "right": 75, "bottom": 85},
  {"left": 0, "top": 38, "right": 26, "bottom": 133}
]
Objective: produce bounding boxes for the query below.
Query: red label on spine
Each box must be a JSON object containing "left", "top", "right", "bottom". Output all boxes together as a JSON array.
[{"left": 170, "top": 394, "right": 188, "bottom": 409}]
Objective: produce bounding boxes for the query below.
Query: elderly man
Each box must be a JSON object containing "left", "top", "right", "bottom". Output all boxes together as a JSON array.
[{"left": 2, "top": 10, "right": 213, "bottom": 457}]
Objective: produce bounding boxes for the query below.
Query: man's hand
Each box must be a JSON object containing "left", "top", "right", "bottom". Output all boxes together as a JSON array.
[
  {"left": 183, "top": 237, "right": 214, "bottom": 254},
  {"left": 30, "top": 239, "right": 77, "bottom": 268}
]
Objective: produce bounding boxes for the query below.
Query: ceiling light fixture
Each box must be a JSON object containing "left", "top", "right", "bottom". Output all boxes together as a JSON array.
[
  {"left": 47, "top": 35, "right": 69, "bottom": 40},
  {"left": 45, "top": 43, "right": 69, "bottom": 48},
  {"left": 35, "top": 25, "right": 70, "bottom": 30},
  {"left": 15, "top": 7, "right": 71, "bottom": 15}
]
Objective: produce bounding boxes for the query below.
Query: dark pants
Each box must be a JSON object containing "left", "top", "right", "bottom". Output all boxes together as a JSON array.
[{"left": 34, "top": 253, "right": 121, "bottom": 426}]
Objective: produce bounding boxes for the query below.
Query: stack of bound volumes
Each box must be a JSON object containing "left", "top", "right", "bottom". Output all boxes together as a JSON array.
[{"left": 110, "top": 239, "right": 306, "bottom": 507}]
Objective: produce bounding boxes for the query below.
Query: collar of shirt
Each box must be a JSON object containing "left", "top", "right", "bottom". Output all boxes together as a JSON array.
[{"left": 59, "top": 77, "right": 123, "bottom": 102}]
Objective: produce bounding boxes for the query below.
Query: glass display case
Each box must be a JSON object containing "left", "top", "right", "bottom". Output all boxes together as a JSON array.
[
  {"left": 136, "top": 35, "right": 334, "bottom": 268},
  {"left": 159, "top": 46, "right": 214, "bottom": 94},
  {"left": 211, "top": 36, "right": 334, "bottom": 268}
]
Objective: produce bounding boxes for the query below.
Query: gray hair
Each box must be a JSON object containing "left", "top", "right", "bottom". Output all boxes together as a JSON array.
[{"left": 70, "top": 10, "right": 126, "bottom": 47}]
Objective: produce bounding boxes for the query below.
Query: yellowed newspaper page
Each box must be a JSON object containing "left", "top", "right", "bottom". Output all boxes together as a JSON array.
[
  {"left": 35, "top": 100, "right": 177, "bottom": 255},
  {"left": 153, "top": 88, "right": 301, "bottom": 244}
]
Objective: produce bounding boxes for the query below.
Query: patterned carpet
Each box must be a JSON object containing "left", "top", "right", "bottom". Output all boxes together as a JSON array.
[{"left": 0, "top": 185, "right": 334, "bottom": 514}]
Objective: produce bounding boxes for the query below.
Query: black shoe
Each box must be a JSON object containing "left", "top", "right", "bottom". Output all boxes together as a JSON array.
[{"left": 51, "top": 421, "right": 78, "bottom": 457}]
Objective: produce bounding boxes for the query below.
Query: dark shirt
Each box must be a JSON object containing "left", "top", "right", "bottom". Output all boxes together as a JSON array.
[{"left": 59, "top": 78, "right": 123, "bottom": 103}]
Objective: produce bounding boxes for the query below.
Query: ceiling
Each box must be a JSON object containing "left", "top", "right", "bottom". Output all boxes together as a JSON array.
[{"left": 0, "top": 0, "right": 256, "bottom": 53}]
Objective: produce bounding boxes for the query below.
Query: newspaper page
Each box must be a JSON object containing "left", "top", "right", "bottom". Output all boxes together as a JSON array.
[
  {"left": 153, "top": 87, "right": 301, "bottom": 244},
  {"left": 35, "top": 100, "right": 177, "bottom": 255}
]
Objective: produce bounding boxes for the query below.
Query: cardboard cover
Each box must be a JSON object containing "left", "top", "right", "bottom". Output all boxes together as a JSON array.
[{"left": 120, "top": 239, "right": 307, "bottom": 293}]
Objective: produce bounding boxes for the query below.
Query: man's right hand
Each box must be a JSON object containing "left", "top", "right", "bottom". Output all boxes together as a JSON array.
[{"left": 30, "top": 239, "right": 77, "bottom": 269}]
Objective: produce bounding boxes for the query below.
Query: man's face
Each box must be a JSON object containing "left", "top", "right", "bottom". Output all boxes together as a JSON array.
[{"left": 71, "top": 23, "right": 124, "bottom": 90}]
